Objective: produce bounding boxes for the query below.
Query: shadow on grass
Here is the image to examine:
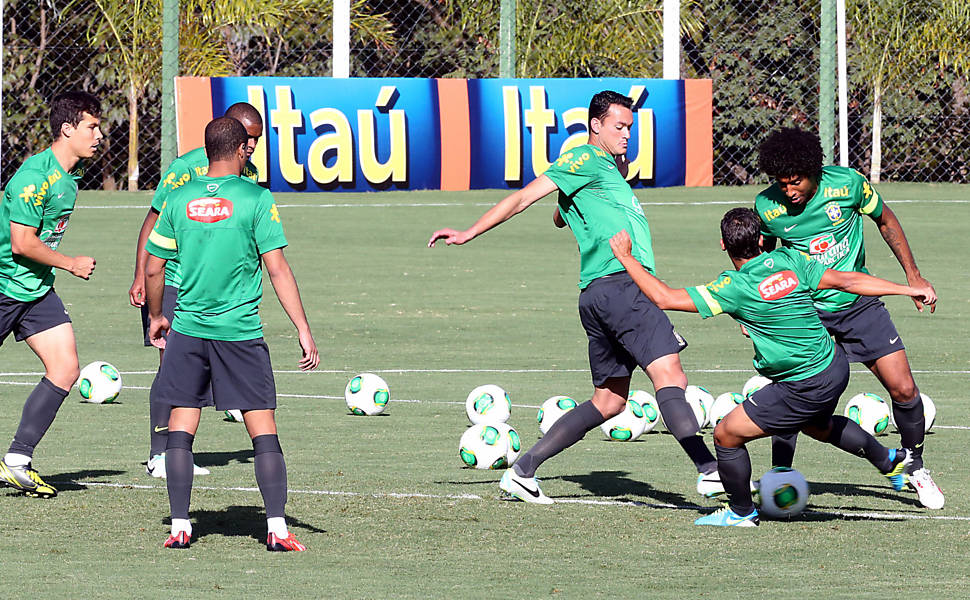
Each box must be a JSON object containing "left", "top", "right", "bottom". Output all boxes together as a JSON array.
[
  {"left": 556, "top": 470, "right": 695, "bottom": 507},
  {"left": 193, "top": 450, "right": 254, "bottom": 468},
  {"left": 46, "top": 469, "right": 127, "bottom": 492},
  {"left": 181, "top": 505, "right": 327, "bottom": 544},
  {"left": 805, "top": 480, "right": 923, "bottom": 511}
]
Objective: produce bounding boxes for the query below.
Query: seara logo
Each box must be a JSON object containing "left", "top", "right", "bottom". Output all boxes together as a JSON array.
[
  {"left": 758, "top": 270, "right": 799, "bottom": 301},
  {"left": 187, "top": 197, "right": 233, "bottom": 223}
]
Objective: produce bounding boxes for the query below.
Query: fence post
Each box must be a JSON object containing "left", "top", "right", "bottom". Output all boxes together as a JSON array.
[
  {"left": 663, "top": 0, "right": 680, "bottom": 79},
  {"left": 333, "top": 0, "right": 350, "bottom": 77},
  {"left": 836, "top": 0, "right": 848, "bottom": 167},
  {"left": 819, "top": 0, "right": 835, "bottom": 165},
  {"left": 500, "top": 0, "right": 516, "bottom": 77},
  {"left": 161, "top": 0, "right": 178, "bottom": 167}
]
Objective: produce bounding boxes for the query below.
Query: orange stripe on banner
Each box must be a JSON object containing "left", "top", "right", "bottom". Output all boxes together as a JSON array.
[
  {"left": 436, "top": 79, "right": 471, "bottom": 191},
  {"left": 684, "top": 79, "right": 713, "bottom": 187},
  {"left": 175, "top": 77, "right": 213, "bottom": 155}
]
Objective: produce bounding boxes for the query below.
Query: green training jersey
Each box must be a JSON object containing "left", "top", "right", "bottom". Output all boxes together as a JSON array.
[
  {"left": 756, "top": 165, "right": 884, "bottom": 312},
  {"left": 686, "top": 247, "right": 835, "bottom": 381},
  {"left": 145, "top": 174, "right": 286, "bottom": 341},
  {"left": 543, "top": 144, "right": 655, "bottom": 289},
  {"left": 151, "top": 147, "right": 259, "bottom": 288},
  {"left": 0, "top": 147, "right": 83, "bottom": 301}
]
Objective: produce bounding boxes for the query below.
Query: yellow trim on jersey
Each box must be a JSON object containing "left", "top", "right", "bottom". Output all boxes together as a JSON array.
[
  {"left": 148, "top": 229, "right": 177, "bottom": 250},
  {"left": 694, "top": 285, "right": 723, "bottom": 316},
  {"left": 859, "top": 189, "right": 881, "bottom": 215}
]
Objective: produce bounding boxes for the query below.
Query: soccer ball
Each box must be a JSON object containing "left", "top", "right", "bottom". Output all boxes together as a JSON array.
[
  {"left": 844, "top": 392, "right": 890, "bottom": 436},
  {"left": 458, "top": 423, "right": 511, "bottom": 469},
  {"left": 709, "top": 392, "right": 744, "bottom": 427},
  {"left": 537, "top": 395, "right": 577, "bottom": 435},
  {"left": 78, "top": 361, "right": 122, "bottom": 404},
  {"left": 465, "top": 384, "right": 511, "bottom": 425},
  {"left": 224, "top": 409, "right": 244, "bottom": 422},
  {"left": 629, "top": 390, "right": 661, "bottom": 434},
  {"left": 345, "top": 373, "right": 390, "bottom": 416},
  {"left": 685, "top": 385, "right": 714, "bottom": 428},
  {"left": 758, "top": 467, "right": 810, "bottom": 519},
  {"left": 600, "top": 398, "right": 648, "bottom": 441},
  {"left": 492, "top": 422, "right": 522, "bottom": 467},
  {"left": 889, "top": 392, "right": 936, "bottom": 433},
  {"left": 743, "top": 375, "right": 772, "bottom": 399}
]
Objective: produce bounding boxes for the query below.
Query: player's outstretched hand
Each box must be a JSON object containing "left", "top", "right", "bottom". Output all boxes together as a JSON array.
[
  {"left": 298, "top": 330, "right": 319, "bottom": 371},
  {"left": 70, "top": 256, "right": 96, "bottom": 280},
  {"left": 129, "top": 278, "right": 145, "bottom": 307},
  {"left": 428, "top": 228, "right": 471, "bottom": 247},
  {"left": 908, "top": 274, "right": 937, "bottom": 313},
  {"left": 149, "top": 316, "right": 170, "bottom": 349},
  {"left": 609, "top": 230, "right": 632, "bottom": 259}
]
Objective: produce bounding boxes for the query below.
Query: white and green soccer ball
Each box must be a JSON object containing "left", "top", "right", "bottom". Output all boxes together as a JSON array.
[
  {"left": 491, "top": 422, "right": 522, "bottom": 467},
  {"left": 742, "top": 375, "right": 772, "bottom": 400},
  {"left": 758, "top": 466, "right": 810, "bottom": 519},
  {"left": 459, "top": 423, "right": 512, "bottom": 470},
  {"left": 889, "top": 392, "right": 936, "bottom": 433},
  {"left": 629, "top": 390, "right": 661, "bottom": 434},
  {"left": 78, "top": 361, "right": 122, "bottom": 404},
  {"left": 600, "top": 398, "right": 648, "bottom": 441},
  {"left": 345, "top": 373, "right": 390, "bottom": 416},
  {"left": 537, "top": 395, "right": 577, "bottom": 435},
  {"left": 465, "top": 384, "right": 511, "bottom": 425},
  {"left": 685, "top": 385, "right": 714, "bottom": 428},
  {"left": 224, "top": 409, "right": 244, "bottom": 423},
  {"left": 709, "top": 392, "right": 744, "bottom": 427},
  {"left": 844, "top": 392, "right": 891, "bottom": 436}
]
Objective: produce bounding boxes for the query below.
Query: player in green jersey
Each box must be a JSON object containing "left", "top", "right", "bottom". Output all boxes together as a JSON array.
[
  {"left": 756, "top": 127, "right": 943, "bottom": 509},
  {"left": 429, "top": 91, "right": 721, "bottom": 504},
  {"left": 609, "top": 208, "right": 935, "bottom": 526},
  {"left": 129, "top": 102, "right": 263, "bottom": 479},
  {"left": 0, "top": 91, "right": 101, "bottom": 498},
  {"left": 145, "top": 117, "right": 318, "bottom": 551}
]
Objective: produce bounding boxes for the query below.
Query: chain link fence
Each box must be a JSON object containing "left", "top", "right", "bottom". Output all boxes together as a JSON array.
[{"left": 3, "top": 0, "right": 967, "bottom": 190}]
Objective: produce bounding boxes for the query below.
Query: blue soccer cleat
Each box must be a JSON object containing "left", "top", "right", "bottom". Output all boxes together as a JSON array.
[
  {"left": 882, "top": 448, "right": 913, "bottom": 491},
  {"left": 695, "top": 506, "right": 760, "bottom": 527}
]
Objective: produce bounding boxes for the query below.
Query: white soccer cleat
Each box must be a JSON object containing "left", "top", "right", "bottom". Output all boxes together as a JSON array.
[
  {"left": 146, "top": 453, "right": 211, "bottom": 478},
  {"left": 499, "top": 469, "right": 554, "bottom": 504},
  {"left": 193, "top": 464, "right": 211, "bottom": 476},
  {"left": 907, "top": 468, "right": 944, "bottom": 509},
  {"left": 697, "top": 471, "right": 726, "bottom": 498}
]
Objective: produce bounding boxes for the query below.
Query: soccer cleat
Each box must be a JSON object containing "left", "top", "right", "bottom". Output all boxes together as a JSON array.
[
  {"left": 193, "top": 464, "right": 211, "bottom": 476},
  {"left": 0, "top": 459, "right": 57, "bottom": 498},
  {"left": 267, "top": 532, "right": 307, "bottom": 552},
  {"left": 146, "top": 453, "right": 210, "bottom": 479},
  {"left": 697, "top": 471, "right": 726, "bottom": 498},
  {"left": 907, "top": 468, "right": 944, "bottom": 509},
  {"left": 499, "top": 468, "right": 554, "bottom": 504},
  {"left": 882, "top": 448, "right": 913, "bottom": 491},
  {"left": 694, "top": 506, "right": 759, "bottom": 527},
  {"left": 163, "top": 531, "right": 191, "bottom": 549}
]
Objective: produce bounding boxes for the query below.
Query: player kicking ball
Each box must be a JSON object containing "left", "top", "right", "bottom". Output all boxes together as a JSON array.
[
  {"left": 145, "top": 117, "right": 318, "bottom": 550},
  {"left": 609, "top": 208, "right": 935, "bottom": 526},
  {"left": 0, "top": 91, "right": 101, "bottom": 498}
]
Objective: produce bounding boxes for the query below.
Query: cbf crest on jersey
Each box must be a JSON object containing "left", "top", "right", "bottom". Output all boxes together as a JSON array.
[{"left": 824, "top": 202, "right": 843, "bottom": 223}]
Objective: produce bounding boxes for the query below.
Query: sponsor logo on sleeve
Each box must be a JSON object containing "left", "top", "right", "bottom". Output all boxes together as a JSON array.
[
  {"left": 758, "top": 270, "right": 799, "bottom": 301},
  {"left": 187, "top": 197, "right": 233, "bottom": 223}
]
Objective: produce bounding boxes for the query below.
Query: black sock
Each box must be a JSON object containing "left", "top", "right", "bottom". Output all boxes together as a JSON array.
[
  {"left": 770, "top": 433, "right": 798, "bottom": 468},
  {"left": 656, "top": 386, "right": 717, "bottom": 474},
  {"left": 824, "top": 416, "right": 892, "bottom": 472},
  {"left": 892, "top": 393, "right": 925, "bottom": 471},
  {"left": 8, "top": 377, "right": 69, "bottom": 458},
  {"left": 166, "top": 431, "right": 195, "bottom": 520},
  {"left": 253, "top": 434, "right": 287, "bottom": 519},
  {"left": 513, "top": 401, "right": 606, "bottom": 478},
  {"left": 149, "top": 377, "right": 170, "bottom": 459},
  {"left": 715, "top": 444, "right": 755, "bottom": 516}
]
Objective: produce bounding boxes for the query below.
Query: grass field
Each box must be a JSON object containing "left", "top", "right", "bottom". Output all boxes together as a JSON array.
[{"left": 0, "top": 184, "right": 967, "bottom": 598}]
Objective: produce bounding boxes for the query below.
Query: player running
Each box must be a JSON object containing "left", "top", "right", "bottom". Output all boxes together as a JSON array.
[
  {"left": 429, "top": 90, "right": 722, "bottom": 504},
  {"left": 130, "top": 102, "right": 263, "bottom": 479},
  {"left": 145, "top": 117, "right": 318, "bottom": 551},
  {"left": 755, "top": 127, "right": 943, "bottom": 509},
  {"left": 609, "top": 208, "right": 935, "bottom": 526},
  {"left": 0, "top": 91, "right": 101, "bottom": 498}
]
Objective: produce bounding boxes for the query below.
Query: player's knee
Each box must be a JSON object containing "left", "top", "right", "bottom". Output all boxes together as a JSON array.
[
  {"left": 889, "top": 380, "right": 918, "bottom": 405},
  {"left": 48, "top": 363, "right": 80, "bottom": 390},
  {"left": 599, "top": 397, "right": 626, "bottom": 419},
  {"left": 712, "top": 423, "right": 739, "bottom": 448}
]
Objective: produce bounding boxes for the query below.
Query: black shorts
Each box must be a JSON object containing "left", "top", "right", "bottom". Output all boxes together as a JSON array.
[
  {"left": 817, "top": 295, "right": 904, "bottom": 363},
  {"left": 744, "top": 347, "right": 850, "bottom": 434},
  {"left": 0, "top": 289, "right": 71, "bottom": 345},
  {"left": 153, "top": 330, "right": 276, "bottom": 411},
  {"left": 140, "top": 285, "right": 178, "bottom": 346},
  {"left": 578, "top": 271, "right": 687, "bottom": 387}
]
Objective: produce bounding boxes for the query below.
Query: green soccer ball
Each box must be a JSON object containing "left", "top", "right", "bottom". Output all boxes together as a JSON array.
[{"left": 78, "top": 361, "right": 122, "bottom": 404}]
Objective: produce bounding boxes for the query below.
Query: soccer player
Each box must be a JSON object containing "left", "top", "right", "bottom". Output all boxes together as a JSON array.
[
  {"left": 145, "top": 117, "right": 318, "bottom": 551},
  {"left": 0, "top": 91, "right": 101, "bottom": 498},
  {"left": 755, "top": 127, "right": 944, "bottom": 509},
  {"left": 609, "top": 208, "right": 936, "bottom": 526},
  {"left": 130, "top": 102, "right": 263, "bottom": 478},
  {"left": 428, "top": 90, "right": 721, "bottom": 504}
]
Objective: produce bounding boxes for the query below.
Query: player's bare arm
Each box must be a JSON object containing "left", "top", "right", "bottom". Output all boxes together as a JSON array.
[
  {"left": 428, "top": 174, "right": 559, "bottom": 247},
  {"left": 871, "top": 203, "right": 935, "bottom": 311},
  {"left": 129, "top": 208, "right": 160, "bottom": 307},
  {"left": 818, "top": 269, "right": 936, "bottom": 312},
  {"left": 262, "top": 248, "right": 319, "bottom": 371},
  {"left": 552, "top": 204, "right": 567, "bottom": 228},
  {"left": 145, "top": 254, "right": 170, "bottom": 348},
  {"left": 609, "top": 230, "right": 697, "bottom": 313},
  {"left": 9, "top": 222, "right": 95, "bottom": 279}
]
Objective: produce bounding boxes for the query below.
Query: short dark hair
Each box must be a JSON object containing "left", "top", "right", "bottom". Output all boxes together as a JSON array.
[
  {"left": 758, "top": 127, "right": 823, "bottom": 179},
  {"left": 204, "top": 117, "right": 248, "bottom": 162},
  {"left": 720, "top": 207, "right": 762, "bottom": 260},
  {"left": 224, "top": 102, "right": 262, "bottom": 127},
  {"left": 50, "top": 91, "right": 101, "bottom": 138},
  {"left": 588, "top": 90, "right": 633, "bottom": 127}
]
